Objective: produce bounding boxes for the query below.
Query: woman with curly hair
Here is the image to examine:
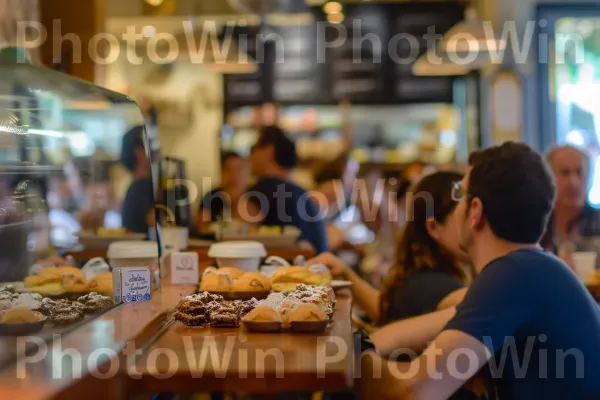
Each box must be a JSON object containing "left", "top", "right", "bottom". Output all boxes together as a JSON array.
[{"left": 308, "top": 171, "right": 471, "bottom": 326}]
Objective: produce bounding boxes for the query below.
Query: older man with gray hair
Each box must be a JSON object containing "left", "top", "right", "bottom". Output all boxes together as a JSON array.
[{"left": 542, "top": 145, "right": 600, "bottom": 267}]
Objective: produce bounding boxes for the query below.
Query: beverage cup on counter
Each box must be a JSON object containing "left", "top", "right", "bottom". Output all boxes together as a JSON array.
[
  {"left": 572, "top": 252, "right": 597, "bottom": 283},
  {"left": 162, "top": 226, "right": 189, "bottom": 251}
]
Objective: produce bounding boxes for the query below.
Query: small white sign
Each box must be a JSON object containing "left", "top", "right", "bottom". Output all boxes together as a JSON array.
[
  {"left": 113, "top": 267, "right": 152, "bottom": 304},
  {"left": 170, "top": 252, "right": 199, "bottom": 285}
]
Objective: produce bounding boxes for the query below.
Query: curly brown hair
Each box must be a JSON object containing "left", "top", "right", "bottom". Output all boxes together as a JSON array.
[{"left": 378, "top": 171, "right": 467, "bottom": 326}]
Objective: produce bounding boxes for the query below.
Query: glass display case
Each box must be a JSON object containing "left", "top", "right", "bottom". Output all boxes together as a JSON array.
[{"left": 0, "top": 49, "right": 157, "bottom": 282}]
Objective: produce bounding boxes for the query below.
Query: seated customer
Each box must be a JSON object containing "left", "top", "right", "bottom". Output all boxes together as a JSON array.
[
  {"left": 120, "top": 126, "right": 155, "bottom": 234},
  {"left": 308, "top": 171, "right": 470, "bottom": 326},
  {"left": 240, "top": 126, "right": 328, "bottom": 253},
  {"left": 542, "top": 145, "right": 600, "bottom": 263},
  {"left": 360, "top": 142, "right": 600, "bottom": 400},
  {"left": 196, "top": 152, "right": 248, "bottom": 229}
]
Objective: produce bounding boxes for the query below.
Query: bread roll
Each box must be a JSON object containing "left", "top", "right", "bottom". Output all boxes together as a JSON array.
[
  {"left": 199, "top": 272, "right": 233, "bottom": 292},
  {"left": 270, "top": 266, "right": 331, "bottom": 289},
  {"left": 217, "top": 267, "right": 244, "bottom": 279},
  {"left": 232, "top": 273, "right": 271, "bottom": 292}
]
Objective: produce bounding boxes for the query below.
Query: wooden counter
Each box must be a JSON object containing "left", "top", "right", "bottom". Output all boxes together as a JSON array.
[
  {"left": 126, "top": 290, "right": 355, "bottom": 395},
  {"left": 0, "top": 284, "right": 196, "bottom": 400}
]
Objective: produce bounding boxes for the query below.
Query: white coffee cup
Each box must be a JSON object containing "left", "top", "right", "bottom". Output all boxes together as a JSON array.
[
  {"left": 572, "top": 252, "right": 597, "bottom": 283},
  {"left": 162, "top": 227, "right": 189, "bottom": 251}
]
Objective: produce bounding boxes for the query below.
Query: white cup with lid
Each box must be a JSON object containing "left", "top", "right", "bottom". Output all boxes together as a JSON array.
[{"left": 208, "top": 241, "right": 267, "bottom": 272}]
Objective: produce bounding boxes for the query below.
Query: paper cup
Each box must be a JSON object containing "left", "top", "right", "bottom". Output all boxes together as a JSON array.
[
  {"left": 572, "top": 252, "right": 597, "bottom": 283},
  {"left": 162, "top": 227, "right": 189, "bottom": 251}
]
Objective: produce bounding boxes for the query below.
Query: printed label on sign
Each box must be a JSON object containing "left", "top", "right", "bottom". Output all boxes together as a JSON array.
[
  {"left": 170, "top": 252, "right": 199, "bottom": 285},
  {"left": 112, "top": 267, "right": 151, "bottom": 304}
]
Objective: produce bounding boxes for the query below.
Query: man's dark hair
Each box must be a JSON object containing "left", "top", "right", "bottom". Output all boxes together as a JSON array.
[
  {"left": 468, "top": 142, "right": 556, "bottom": 244},
  {"left": 220, "top": 151, "right": 242, "bottom": 169},
  {"left": 256, "top": 125, "right": 297, "bottom": 170},
  {"left": 120, "top": 125, "right": 145, "bottom": 172}
]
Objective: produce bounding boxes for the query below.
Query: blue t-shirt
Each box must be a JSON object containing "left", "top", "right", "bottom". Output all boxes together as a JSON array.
[
  {"left": 445, "top": 249, "right": 600, "bottom": 400},
  {"left": 122, "top": 178, "right": 154, "bottom": 234},
  {"left": 247, "top": 177, "right": 328, "bottom": 254}
]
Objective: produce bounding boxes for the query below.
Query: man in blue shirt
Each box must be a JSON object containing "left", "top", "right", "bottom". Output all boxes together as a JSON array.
[
  {"left": 120, "top": 126, "right": 155, "bottom": 234},
  {"left": 240, "top": 126, "right": 328, "bottom": 254},
  {"left": 360, "top": 142, "right": 600, "bottom": 399}
]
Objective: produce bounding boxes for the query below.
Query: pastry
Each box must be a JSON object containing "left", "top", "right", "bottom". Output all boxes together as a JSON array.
[
  {"left": 199, "top": 272, "right": 233, "bottom": 292},
  {"left": 270, "top": 266, "right": 331, "bottom": 292},
  {"left": 243, "top": 305, "right": 281, "bottom": 322},
  {"left": 1, "top": 307, "right": 41, "bottom": 324},
  {"left": 288, "top": 303, "right": 328, "bottom": 322},
  {"left": 0, "top": 299, "right": 12, "bottom": 312},
  {"left": 173, "top": 311, "right": 207, "bottom": 327},
  {"left": 216, "top": 267, "right": 244, "bottom": 279},
  {"left": 237, "top": 298, "right": 259, "bottom": 318},
  {"left": 0, "top": 284, "right": 15, "bottom": 293},
  {"left": 77, "top": 293, "right": 113, "bottom": 313},
  {"left": 50, "top": 308, "right": 84, "bottom": 325},
  {"left": 262, "top": 292, "right": 286, "bottom": 308},
  {"left": 202, "top": 267, "right": 218, "bottom": 278},
  {"left": 232, "top": 273, "right": 271, "bottom": 292},
  {"left": 277, "top": 298, "right": 301, "bottom": 324},
  {"left": 24, "top": 266, "right": 86, "bottom": 288},
  {"left": 209, "top": 304, "right": 240, "bottom": 327},
  {"left": 12, "top": 294, "right": 42, "bottom": 311},
  {"left": 87, "top": 272, "right": 113, "bottom": 294}
]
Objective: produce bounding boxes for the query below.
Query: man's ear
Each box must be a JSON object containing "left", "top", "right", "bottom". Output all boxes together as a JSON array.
[{"left": 470, "top": 198, "right": 486, "bottom": 230}]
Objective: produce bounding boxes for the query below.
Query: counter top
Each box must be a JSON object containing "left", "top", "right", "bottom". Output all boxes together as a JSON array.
[
  {"left": 126, "top": 290, "right": 355, "bottom": 394},
  {"left": 0, "top": 284, "right": 196, "bottom": 400}
]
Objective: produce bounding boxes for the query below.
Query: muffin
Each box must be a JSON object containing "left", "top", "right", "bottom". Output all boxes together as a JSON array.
[
  {"left": 288, "top": 303, "right": 327, "bottom": 322},
  {"left": 1, "top": 307, "right": 41, "bottom": 324},
  {"left": 243, "top": 305, "right": 282, "bottom": 322}
]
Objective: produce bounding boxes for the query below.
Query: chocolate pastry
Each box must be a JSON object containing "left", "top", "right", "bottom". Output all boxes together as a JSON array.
[
  {"left": 50, "top": 307, "right": 84, "bottom": 325},
  {"left": 209, "top": 304, "right": 239, "bottom": 327},
  {"left": 77, "top": 293, "right": 113, "bottom": 313},
  {"left": 192, "top": 292, "right": 224, "bottom": 304},
  {"left": 237, "top": 298, "right": 259, "bottom": 318},
  {"left": 0, "top": 284, "right": 15, "bottom": 293},
  {"left": 173, "top": 311, "right": 207, "bottom": 327},
  {"left": 0, "top": 292, "right": 13, "bottom": 301}
]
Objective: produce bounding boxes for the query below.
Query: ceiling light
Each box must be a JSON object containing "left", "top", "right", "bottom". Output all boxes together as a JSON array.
[
  {"left": 145, "top": 0, "right": 164, "bottom": 6},
  {"left": 323, "top": 2, "right": 343, "bottom": 14},
  {"left": 438, "top": 7, "right": 506, "bottom": 53},
  {"left": 327, "top": 13, "right": 345, "bottom": 24}
]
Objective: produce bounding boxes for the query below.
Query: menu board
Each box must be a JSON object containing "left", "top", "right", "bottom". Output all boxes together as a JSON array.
[
  {"left": 223, "top": 3, "right": 464, "bottom": 106},
  {"left": 223, "top": 27, "right": 266, "bottom": 105},
  {"left": 327, "top": 4, "right": 390, "bottom": 103},
  {"left": 271, "top": 22, "right": 330, "bottom": 103},
  {"left": 392, "top": 4, "right": 463, "bottom": 103}
]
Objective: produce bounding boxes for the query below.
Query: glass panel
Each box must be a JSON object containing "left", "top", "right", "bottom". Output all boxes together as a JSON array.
[
  {"left": 0, "top": 52, "right": 156, "bottom": 282},
  {"left": 554, "top": 17, "right": 600, "bottom": 206}
]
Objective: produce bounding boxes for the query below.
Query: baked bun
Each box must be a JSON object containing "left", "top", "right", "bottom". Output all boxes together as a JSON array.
[
  {"left": 202, "top": 267, "right": 218, "bottom": 278},
  {"left": 199, "top": 272, "right": 233, "bottom": 292},
  {"left": 272, "top": 282, "right": 300, "bottom": 293},
  {"left": 243, "top": 305, "right": 281, "bottom": 322},
  {"left": 217, "top": 267, "right": 244, "bottom": 279},
  {"left": 270, "top": 266, "right": 330, "bottom": 290},
  {"left": 288, "top": 303, "right": 327, "bottom": 322},
  {"left": 244, "top": 273, "right": 271, "bottom": 290}
]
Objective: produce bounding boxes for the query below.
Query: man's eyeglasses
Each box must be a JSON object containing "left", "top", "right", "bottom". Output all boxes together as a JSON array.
[{"left": 451, "top": 181, "right": 465, "bottom": 202}]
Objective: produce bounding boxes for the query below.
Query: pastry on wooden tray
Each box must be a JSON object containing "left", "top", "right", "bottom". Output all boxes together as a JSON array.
[{"left": 270, "top": 266, "right": 332, "bottom": 292}]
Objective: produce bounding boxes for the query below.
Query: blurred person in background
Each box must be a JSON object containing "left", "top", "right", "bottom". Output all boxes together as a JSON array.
[
  {"left": 542, "top": 145, "right": 600, "bottom": 266},
  {"left": 120, "top": 125, "right": 155, "bottom": 235},
  {"left": 308, "top": 171, "right": 470, "bottom": 326},
  {"left": 196, "top": 151, "right": 249, "bottom": 230},
  {"left": 240, "top": 126, "right": 328, "bottom": 253},
  {"left": 312, "top": 155, "right": 360, "bottom": 251}
]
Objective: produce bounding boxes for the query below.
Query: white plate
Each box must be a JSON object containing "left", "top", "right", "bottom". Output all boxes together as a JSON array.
[{"left": 330, "top": 280, "right": 353, "bottom": 290}]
